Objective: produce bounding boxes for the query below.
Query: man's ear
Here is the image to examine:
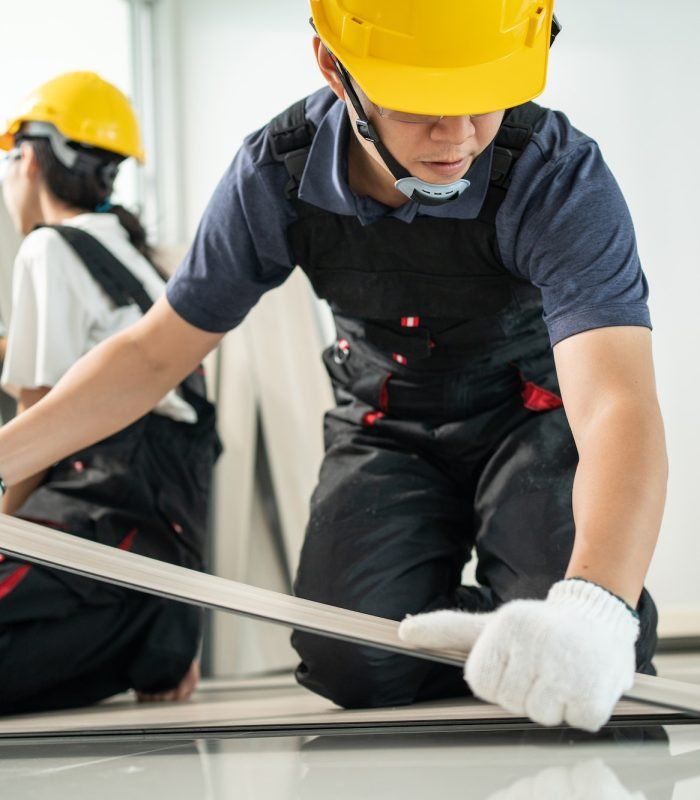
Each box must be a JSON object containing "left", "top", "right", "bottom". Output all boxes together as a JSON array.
[
  {"left": 18, "top": 142, "right": 40, "bottom": 179},
  {"left": 312, "top": 36, "right": 346, "bottom": 102}
]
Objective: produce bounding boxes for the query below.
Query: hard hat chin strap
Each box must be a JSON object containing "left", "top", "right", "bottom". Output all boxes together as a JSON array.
[
  {"left": 393, "top": 175, "right": 470, "bottom": 206},
  {"left": 336, "top": 61, "right": 470, "bottom": 207}
]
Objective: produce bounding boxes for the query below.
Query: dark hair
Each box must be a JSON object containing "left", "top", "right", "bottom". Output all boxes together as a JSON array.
[{"left": 20, "top": 136, "right": 165, "bottom": 278}]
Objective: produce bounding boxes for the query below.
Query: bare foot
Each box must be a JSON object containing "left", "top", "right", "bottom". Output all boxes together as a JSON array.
[{"left": 136, "top": 660, "right": 200, "bottom": 703}]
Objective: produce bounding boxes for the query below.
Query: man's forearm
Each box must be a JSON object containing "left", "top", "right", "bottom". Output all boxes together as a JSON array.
[
  {"left": 0, "top": 297, "right": 223, "bottom": 488},
  {"left": 1, "top": 468, "right": 49, "bottom": 514},
  {"left": 0, "top": 330, "right": 180, "bottom": 486},
  {"left": 565, "top": 401, "right": 667, "bottom": 606}
]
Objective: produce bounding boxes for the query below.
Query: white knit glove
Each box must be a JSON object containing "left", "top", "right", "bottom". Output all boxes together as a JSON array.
[
  {"left": 487, "top": 759, "right": 646, "bottom": 800},
  {"left": 398, "top": 578, "right": 640, "bottom": 732}
]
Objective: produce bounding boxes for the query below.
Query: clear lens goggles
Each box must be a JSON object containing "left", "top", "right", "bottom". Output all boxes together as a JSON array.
[
  {"left": 375, "top": 107, "right": 446, "bottom": 125},
  {"left": 352, "top": 80, "right": 489, "bottom": 125},
  {"left": 374, "top": 106, "right": 491, "bottom": 125}
]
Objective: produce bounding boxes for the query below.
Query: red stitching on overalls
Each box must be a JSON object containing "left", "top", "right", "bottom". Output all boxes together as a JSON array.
[
  {"left": 118, "top": 528, "right": 139, "bottom": 551},
  {"left": 0, "top": 564, "right": 31, "bottom": 600},
  {"left": 378, "top": 373, "right": 392, "bottom": 413}
]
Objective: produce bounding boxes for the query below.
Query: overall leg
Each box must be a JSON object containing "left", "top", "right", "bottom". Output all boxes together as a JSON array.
[
  {"left": 293, "top": 407, "right": 473, "bottom": 708},
  {"left": 473, "top": 405, "right": 658, "bottom": 672},
  {"left": 0, "top": 560, "right": 200, "bottom": 715}
]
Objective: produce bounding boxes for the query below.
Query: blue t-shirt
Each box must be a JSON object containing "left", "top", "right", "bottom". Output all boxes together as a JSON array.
[{"left": 166, "top": 88, "right": 650, "bottom": 347}]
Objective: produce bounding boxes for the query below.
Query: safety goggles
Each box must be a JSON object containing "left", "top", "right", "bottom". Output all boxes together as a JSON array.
[{"left": 369, "top": 95, "right": 490, "bottom": 125}]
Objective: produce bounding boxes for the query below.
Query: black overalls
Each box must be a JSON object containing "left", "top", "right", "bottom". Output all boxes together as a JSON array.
[
  {"left": 271, "top": 93, "right": 658, "bottom": 709},
  {"left": 0, "top": 229, "right": 221, "bottom": 715}
]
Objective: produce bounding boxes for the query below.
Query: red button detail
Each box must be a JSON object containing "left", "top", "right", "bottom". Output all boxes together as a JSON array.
[
  {"left": 362, "top": 411, "right": 385, "bottom": 427},
  {"left": 521, "top": 381, "right": 563, "bottom": 412}
]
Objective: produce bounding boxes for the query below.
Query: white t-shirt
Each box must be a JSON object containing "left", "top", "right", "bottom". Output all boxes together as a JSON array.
[{"left": 0, "top": 213, "right": 196, "bottom": 423}]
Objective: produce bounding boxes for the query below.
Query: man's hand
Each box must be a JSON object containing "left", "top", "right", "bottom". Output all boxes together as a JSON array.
[
  {"left": 136, "top": 659, "right": 200, "bottom": 703},
  {"left": 398, "top": 579, "right": 639, "bottom": 731}
]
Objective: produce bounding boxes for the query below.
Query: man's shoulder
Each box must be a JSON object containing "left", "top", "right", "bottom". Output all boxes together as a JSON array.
[
  {"left": 523, "top": 104, "right": 599, "bottom": 170},
  {"left": 16, "top": 225, "right": 74, "bottom": 267},
  {"left": 18, "top": 217, "right": 121, "bottom": 269},
  {"left": 12, "top": 227, "right": 90, "bottom": 301},
  {"left": 501, "top": 104, "right": 611, "bottom": 214},
  {"left": 241, "top": 86, "right": 339, "bottom": 170}
]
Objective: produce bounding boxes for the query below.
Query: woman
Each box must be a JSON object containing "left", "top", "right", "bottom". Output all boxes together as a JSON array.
[{"left": 0, "top": 71, "right": 220, "bottom": 715}]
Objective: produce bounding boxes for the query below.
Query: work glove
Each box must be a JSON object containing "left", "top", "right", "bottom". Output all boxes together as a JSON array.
[
  {"left": 486, "top": 759, "right": 646, "bottom": 800},
  {"left": 398, "top": 578, "right": 639, "bottom": 732}
]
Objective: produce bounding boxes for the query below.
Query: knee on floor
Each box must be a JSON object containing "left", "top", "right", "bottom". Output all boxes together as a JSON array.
[{"left": 292, "top": 631, "right": 428, "bottom": 709}]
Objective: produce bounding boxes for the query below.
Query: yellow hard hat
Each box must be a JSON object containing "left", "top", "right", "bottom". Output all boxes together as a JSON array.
[
  {"left": 310, "top": 0, "right": 557, "bottom": 116},
  {"left": 0, "top": 71, "right": 144, "bottom": 162}
]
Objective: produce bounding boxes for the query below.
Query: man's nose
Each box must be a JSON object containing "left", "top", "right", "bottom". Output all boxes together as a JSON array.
[{"left": 430, "top": 115, "right": 476, "bottom": 142}]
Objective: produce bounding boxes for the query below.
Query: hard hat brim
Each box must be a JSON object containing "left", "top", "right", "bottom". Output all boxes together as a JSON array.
[{"left": 339, "top": 45, "right": 551, "bottom": 117}]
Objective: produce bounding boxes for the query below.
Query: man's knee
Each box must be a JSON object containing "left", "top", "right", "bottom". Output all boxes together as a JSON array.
[{"left": 292, "top": 630, "right": 429, "bottom": 709}]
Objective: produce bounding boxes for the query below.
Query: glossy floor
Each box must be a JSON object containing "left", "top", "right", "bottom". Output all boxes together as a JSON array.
[{"left": 1, "top": 652, "right": 699, "bottom": 800}]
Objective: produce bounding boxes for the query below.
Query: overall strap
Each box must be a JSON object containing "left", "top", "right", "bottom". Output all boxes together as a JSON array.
[
  {"left": 269, "top": 97, "right": 318, "bottom": 198},
  {"left": 490, "top": 101, "right": 548, "bottom": 188},
  {"left": 40, "top": 224, "right": 216, "bottom": 406},
  {"left": 39, "top": 224, "right": 153, "bottom": 315},
  {"left": 479, "top": 101, "right": 548, "bottom": 221}
]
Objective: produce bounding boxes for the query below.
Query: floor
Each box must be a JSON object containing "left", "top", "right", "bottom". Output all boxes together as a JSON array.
[{"left": 1, "top": 652, "right": 700, "bottom": 799}]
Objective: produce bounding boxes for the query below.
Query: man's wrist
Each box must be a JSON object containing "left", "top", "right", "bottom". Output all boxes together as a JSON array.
[{"left": 564, "top": 576, "right": 640, "bottom": 621}]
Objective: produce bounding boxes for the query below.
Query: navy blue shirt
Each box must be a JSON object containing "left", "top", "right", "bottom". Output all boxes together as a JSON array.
[{"left": 167, "top": 88, "right": 650, "bottom": 347}]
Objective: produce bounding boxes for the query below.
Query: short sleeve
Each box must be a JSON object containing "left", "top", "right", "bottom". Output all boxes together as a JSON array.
[
  {"left": 498, "top": 134, "right": 650, "bottom": 346},
  {"left": 0, "top": 233, "right": 93, "bottom": 393},
  {"left": 166, "top": 140, "right": 295, "bottom": 333}
]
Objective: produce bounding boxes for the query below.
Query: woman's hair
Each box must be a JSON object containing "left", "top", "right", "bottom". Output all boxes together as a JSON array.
[{"left": 20, "top": 136, "right": 166, "bottom": 278}]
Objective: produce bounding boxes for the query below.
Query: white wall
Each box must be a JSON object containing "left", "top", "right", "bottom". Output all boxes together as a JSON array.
[
  {"left": 164, "top": 1, "right": 700, "bottom": 625},
  {"left": 166, "top": 0, "right": 320, "bottom": 240}
]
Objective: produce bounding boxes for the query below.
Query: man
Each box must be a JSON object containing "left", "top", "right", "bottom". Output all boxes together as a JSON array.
[{"left": 0, "top": 0, "right": 666, "bottom": 730}]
